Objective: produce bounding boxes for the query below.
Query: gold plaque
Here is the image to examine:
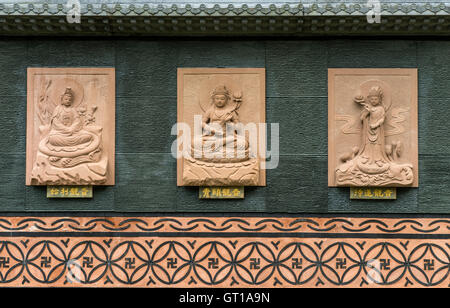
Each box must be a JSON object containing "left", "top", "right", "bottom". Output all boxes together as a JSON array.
[
  {"left": 47, "top": 186, "right": 93, "bottom": 198},
  {"left": 199, "top": 187, "right": 244, "bottom": 199},
  {"left": 350, "top": 187, "right": 396, "bottom": 200}
]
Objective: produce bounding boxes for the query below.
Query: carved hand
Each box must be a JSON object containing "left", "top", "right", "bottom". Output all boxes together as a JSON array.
[
  {"left": 224, "top": 114, "right": 233, "bottom": 122},
  {"left": 207, "top": 126, "right": 215, "bottom": 135},
  {"left": 354, "top": 95, "right": 365, "bottom": 104},
  {"left": 214, "top": 128, "right": 224, "bottom": 136},
  {"left": 360, "top": 109, "right": 369, "bottom": 121}
]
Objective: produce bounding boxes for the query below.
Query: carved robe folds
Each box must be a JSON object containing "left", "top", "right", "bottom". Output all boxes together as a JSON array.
[
  {"left": 328, "top": 69, "right": 418, "bottom": 187},
  {"left": 177, "top": 68, "right": 266, "bottom": 186},
  {"left": 26, "top": 68, "right": 115, "bottom": 186}
]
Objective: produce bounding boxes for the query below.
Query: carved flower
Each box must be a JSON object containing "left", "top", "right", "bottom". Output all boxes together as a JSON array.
[
  {"left": 233, "top": 91, "right": 242, "bottom": 103},
  {"left": 77, "top": 106, "right": 87, "bottom": 116}
]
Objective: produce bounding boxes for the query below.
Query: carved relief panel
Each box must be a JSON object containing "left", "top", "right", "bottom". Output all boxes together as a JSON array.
[
  {"left": 177, "top": 68, "right": 266, "bottom": 186},
  {"left": 328, "top": 68, "right": 418, "bottom": 187},
  {"left": 26, "top": 68, "right": 115, "bottom": 185}
]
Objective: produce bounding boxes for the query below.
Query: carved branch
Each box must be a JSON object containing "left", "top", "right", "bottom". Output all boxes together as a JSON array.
[{"left": 37, "top": 79, "right": 54, "bottom": 125}]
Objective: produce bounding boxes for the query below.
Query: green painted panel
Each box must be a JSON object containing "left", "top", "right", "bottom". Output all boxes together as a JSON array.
[
  {"left": 0, "top": 154, "right": 26, "bottom": 211},
  {"left": 116, "top": 96, "right": 177, "bottom": 154},
  {"left": 417, "top": 41, "right": 450, "bottom": 99},
  {"left": 0, "top": 95, "right": 26, "bottom": 154},
  {"left": 266, "top": 41, "right": 328, "bottom": 97},
  {"left": 115, "top": 40, "right": 178, "bottom": 97},
  {"left": 266, "top": 97, "right": 327, "bottom": 155},
  {"left": 0, "top": 40, "right": 27, "bottom": 96}
]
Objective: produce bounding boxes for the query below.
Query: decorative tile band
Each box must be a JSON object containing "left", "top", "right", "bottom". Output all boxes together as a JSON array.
[
  {"left": 0, "top": 216, "right": 448, "bottom": 288},
  {"left": 0, "top": 216, "right": 449, "bottom": 234}
]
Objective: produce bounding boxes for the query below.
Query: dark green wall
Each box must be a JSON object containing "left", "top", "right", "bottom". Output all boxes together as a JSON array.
[{"left": 1, "top": 37, "right": 449, "bottom": 213}]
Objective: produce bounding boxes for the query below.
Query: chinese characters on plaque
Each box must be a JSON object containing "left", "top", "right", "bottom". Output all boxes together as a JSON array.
[
  {"left": 199, "top": 186, "right": 244, "bottom": 199},
  {"left": 350, "top": 187, "right": 396, "bottom": 200},
  {"left": 47, "top": 186, "right": 93, "bottom": 198}
]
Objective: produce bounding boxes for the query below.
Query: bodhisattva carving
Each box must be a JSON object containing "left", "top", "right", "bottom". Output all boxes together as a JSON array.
[
  {"left": 178, "top": 68, "right": 265, "bottom": 186},
  {"left": 191, "top": 85, "right": 249, "bottom": 162},
  {"left": 335, "top": 85, "right": 414, "bottom": 186},
  {"left": 183, "top": 85, "right": 258, "bottom": 186},
  {"left": 27, "top": 68, "right": 115, "bottom": 186}
]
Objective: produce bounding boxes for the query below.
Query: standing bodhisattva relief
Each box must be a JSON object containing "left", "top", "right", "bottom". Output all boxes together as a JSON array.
[
  {"left": 177, "top": 68, "right": 266, "bottom": 186},
  {"left": 336, "top": 85, "right": 414, "bottom": 186},
  {"left": 328, "top": 69, "right": 418, "bottom": 187},
  {"left": 26, "top": 68, "right": 115, "bottom": 186}
]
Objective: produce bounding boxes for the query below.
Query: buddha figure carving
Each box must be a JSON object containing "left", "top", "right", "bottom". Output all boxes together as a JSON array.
[
  {"left": 28, "top": 77, "right": 110, "bottom": 185},
  {"left": 40, "top": 87, "right": 102, "bottom": 168},
  {"left": 181, "top": 85, "right": 261, "bottom": 186},
  {"left": 191, "top": 85, "right": 250, "bottom": 163},
  {"left": 178, "top": 68, "right": 265, "bottom": 187},
  {"left": 335, "top": 85, "right": 414, "bottom": 186}
]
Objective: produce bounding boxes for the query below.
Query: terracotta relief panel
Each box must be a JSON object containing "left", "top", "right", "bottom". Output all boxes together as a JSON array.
[
  {"left": 328, "top": 68, "right": 418, "bottom": 187},
  {"left": 26, "top": 68, "right": 115, "bottom": 185},
  {"left": 177, "top": 68, "right": 266, "bottom": 186}
]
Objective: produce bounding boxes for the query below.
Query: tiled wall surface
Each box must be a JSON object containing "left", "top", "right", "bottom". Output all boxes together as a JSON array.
[{"left": 0, "top": 38, "right": 449, "bottom": 213}]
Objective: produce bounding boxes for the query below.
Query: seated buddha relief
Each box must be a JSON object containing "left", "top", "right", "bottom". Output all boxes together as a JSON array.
[
  {"left": 191, "top": 85, "right": 250, "bottom": 163},
  {"left": 39, "top": 87, "right": 102, "bottom": 168},
  {"left": 178, "top": 68, "right": 266, "bottom": 186},
  {"left": 27, "top": 68, "right": 115, "bottom": 186}
]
